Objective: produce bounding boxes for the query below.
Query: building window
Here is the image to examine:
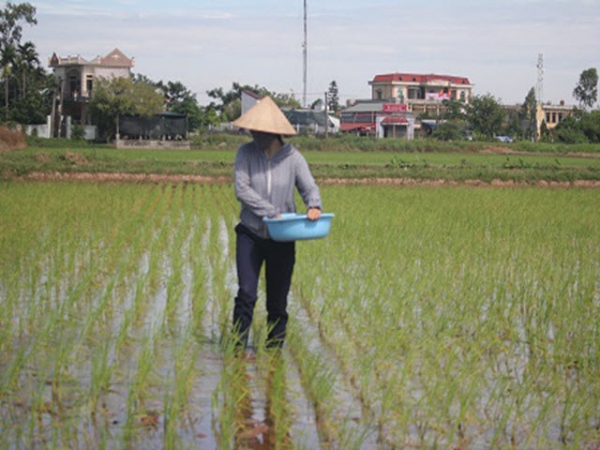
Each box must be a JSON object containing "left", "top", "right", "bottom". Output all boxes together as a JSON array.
[
  {"left": 408, "top": 87, "right": 421, "bottom": 100},
  {"left": 552, "top": 112, "right": 557, "bottom": 123},
  {"left": 376, "top": 89, "right": 382, "bottom": 100},
  {"left": 460, "top": 91, "right": 466, "bottom": 101},
  {"left": 546, "top": 112, "right": 551, "bottom": 123},
  {"left": 86, "top": 75, "right": 93, "bottom": 95},
  {"left": 68, "top": 71, "right": 81, "bottom": 97}
]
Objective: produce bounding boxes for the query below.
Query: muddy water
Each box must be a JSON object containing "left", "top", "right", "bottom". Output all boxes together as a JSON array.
[
  {"left": 3, "top": 206, "right": 378, "bottom": 449},
  {"left": 114, "top": 216, "right": 326, "bottom": 449}
]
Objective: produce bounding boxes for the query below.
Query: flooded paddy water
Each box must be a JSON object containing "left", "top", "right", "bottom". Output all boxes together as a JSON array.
[{"left": 1, "top": 181, "right": 599, "bottom": 449}]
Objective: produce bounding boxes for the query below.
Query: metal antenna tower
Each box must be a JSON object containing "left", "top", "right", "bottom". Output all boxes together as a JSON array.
[
  {"left": 302, "top": 0, "right": 307, "bottom": 108},
  {"left": 536, "top": 53, "right": 544, "bottom": 105}
]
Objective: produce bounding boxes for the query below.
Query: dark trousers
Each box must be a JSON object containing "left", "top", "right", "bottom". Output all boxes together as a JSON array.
[{"left": 233, "top": 223, "right": 296, "bottom": 348}]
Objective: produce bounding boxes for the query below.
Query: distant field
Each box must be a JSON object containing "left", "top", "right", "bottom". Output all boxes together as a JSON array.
[
  {"left": 2, "top": 145, "right": 600, "bottom": 184},
  {"left": 16, "top": 145, "right": 600, "bottom": 167}
]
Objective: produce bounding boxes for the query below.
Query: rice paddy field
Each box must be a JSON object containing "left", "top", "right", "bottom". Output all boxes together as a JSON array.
[{"left": 1, "top": 180, "right": 599, "bottom": 449}]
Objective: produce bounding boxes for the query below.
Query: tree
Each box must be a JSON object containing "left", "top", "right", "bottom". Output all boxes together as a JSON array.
[
  {"left": 579, "top": 110, "right": 600, "bottom": 143},
  {"left": 0, "top": 2, "right": 36, "bottom": 120},
  {"left": 441, "top": 98, "right": 467, "bottom": 121},
  {"left": 207, "top": 82, "right": 301, "bottom": 121},
  {"left": 466, "top": 94, "right": 506, "bottom": 139},
  {"left": 89, "top": 76, "right": 163, "bottom": 141},
  {"left": 521, "top": 87, "right": 538, "bottom": 141},
  {"left": 573, "top": 68, "right": 598, "bottom": 111},
  {"left": 539, "top": 120, "right": 551, "bottom": 142},
  {"left": 327, "top": 80, "right": 340, "bottom": 113},
  {"left": 132, "top": 73, "right": 156, "bottom": 86},
  {"left": 0, "top": 2, "right": 36, "bottom": 44},
  {"left": 553, "top": 115, "right": 588, "bottom": 144},
  {"left": 198, "top": 106, "right": 220, "bottom": 129},
  {"left": 504, "top": 107, "right": 523, "bottom": 139},
  {"left": 10, "top": 84, "right": 47, "bottom": 123},
  {"left": 0, "top": 42, "right": 16, "bottom": 118},
  {"left": 15, "top": 41, "right": 39, "bottom": 98},
  {"left": 432, "top": 120, "right": 469, "bottom": 141},
  {"left": 158, "top": 80, "right": 203, "bottom": 131}
]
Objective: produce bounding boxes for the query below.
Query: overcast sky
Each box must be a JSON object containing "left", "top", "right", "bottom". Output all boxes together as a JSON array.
[{"left": 27, "top": 0, "right": 600, "bottom": 107}]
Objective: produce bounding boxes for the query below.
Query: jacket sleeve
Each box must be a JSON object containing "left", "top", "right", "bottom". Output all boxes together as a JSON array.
[
  {"left": 295, "top": 153, "right": 322, "bottom": 210},
  {"left": 234, "top": 146, "right": 280, "bottom": 218}
]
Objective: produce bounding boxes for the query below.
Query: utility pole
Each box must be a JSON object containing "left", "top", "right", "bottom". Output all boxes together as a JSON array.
[
  {"left": 302, "top": 0, "right": 307, "bottom": 108},
  {"left": 324, "top": 91, "right": 328, "bottom": 138}
]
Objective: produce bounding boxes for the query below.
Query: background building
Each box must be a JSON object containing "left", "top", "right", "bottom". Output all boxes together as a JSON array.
[
  {"left": 240, "top": 90, "right": 339, "bottom": 136},
  {"left": 339, "top": 72, "right": 473, "bottom": 139},
  {"left": 369, "top": 73, "right": 474, "bottom": 116},
  {"left": 538, "top": 101, "right": 574, "bottom": 131},
  {"left": 340, "top": 101, "right": 415, "bottom": 138},
  {"left": 502, "top": 100, "right": 575, "bottom": 139},
  {"left": 49, "top": 48, "right": 134, "bottom": 131}
]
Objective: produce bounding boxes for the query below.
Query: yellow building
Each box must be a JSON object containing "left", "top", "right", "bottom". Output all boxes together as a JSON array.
[
  {"left": 503, "top": 100, "right": 575, "bottom": 139},
  {"left": 537, "top": 101, "right": 574, "bottom": 131}
]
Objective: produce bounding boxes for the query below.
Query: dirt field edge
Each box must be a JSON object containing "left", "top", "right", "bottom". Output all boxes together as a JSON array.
[{"left": 8, "top": 171, "right": 600, "bottom": 189}]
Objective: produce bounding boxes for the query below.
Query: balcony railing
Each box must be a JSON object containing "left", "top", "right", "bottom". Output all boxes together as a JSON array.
[{"left": 63, "top": 92, "right": 92, "bottom": 102}]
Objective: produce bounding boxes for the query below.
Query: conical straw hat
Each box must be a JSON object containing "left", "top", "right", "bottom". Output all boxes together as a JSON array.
[{"left": 233, "top": 96, "right": 297, "bottom": 136}]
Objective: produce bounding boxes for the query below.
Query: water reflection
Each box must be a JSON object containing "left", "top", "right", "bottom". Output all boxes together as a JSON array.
[{"left": 234, "top": 352, "right": 291, "bottom": 449}]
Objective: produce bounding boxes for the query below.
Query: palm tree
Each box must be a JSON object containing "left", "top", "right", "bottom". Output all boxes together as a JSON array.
[
  {"left": 15, "top": 41, "right": 39, "bottom": 98},
  {"left": 1, "top": 43, "right": 16, "bottom": 120},
  {"left": 0, "top": 2, "right": 38, "bottom": 120}
]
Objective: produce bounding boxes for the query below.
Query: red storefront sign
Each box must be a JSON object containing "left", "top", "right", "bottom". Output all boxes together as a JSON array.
[{"left": 383, "top": 103, "right": 408, "bottom": 112}]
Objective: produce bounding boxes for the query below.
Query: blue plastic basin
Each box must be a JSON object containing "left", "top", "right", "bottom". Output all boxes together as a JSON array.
[{"left": 263, "top": 213, "right": 335, "bottom": 242}]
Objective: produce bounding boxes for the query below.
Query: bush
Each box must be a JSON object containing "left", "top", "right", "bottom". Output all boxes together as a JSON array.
[
  {"left": 190, "top": 131, "right": 247, "bottom": 149},
  {"left": 554, "top": 127, "right": 589, "bottom": 144},
  {"left": 71, "top": 124, "right": 86, "bottom": 141},
  {"left": 432, "top": 121, "right": 469, "bottom": 141}
]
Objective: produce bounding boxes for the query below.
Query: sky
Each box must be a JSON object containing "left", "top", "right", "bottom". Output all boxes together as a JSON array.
[{"left": 25, "top": 0, "right": 600, "bottom": 108}]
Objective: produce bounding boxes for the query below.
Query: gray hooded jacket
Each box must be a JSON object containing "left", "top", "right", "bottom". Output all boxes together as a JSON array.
[{"left": 234, "top": 141, "right": 322, "bottom": 238}]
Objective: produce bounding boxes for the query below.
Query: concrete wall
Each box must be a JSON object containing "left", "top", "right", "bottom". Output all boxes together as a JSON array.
[
  {"left": 21, "top": 115, "right": 97, "bottom": 140},
  {"left": 23, "top": 116, "right": 52, "bottom": 138}
]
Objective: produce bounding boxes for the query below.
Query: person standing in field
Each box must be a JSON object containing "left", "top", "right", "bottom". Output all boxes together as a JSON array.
[{"left": 231, "top": 96, "right": 322, "bottom": 351}]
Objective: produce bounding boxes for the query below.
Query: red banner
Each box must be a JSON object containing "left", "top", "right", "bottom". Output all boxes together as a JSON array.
[{"left": 383, "top": 103, "right": 408, "bottom": 112}]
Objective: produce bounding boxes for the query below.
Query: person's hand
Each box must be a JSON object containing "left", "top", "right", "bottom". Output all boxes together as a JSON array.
[{"left": 307, "top": 207, "right": 321, "bottom": 221}]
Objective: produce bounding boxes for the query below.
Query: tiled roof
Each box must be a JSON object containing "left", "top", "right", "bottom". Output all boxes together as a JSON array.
[
  {"left": 381, "top": 116, "right": 408, "bottom": 125},
  {"left": 342, "top": 102, "right": 386, "bottom": 113},
  {"left": 241, "top": 90, "right": 262, "bottom": 100},
  {"left": 283, "top": 109, "right": 328, "bottom": 127},
  {"left": 97, "top": 48, "right": 134, "bottom": 67},
  {"left": 340, "top": 122, "right": 374, "bottom": 132},
  {"left": 49, "top": 48, "right": 133, "bottom": 68},
  {"left": 371, "top": 73, "right": 471, "bottom": 85}
]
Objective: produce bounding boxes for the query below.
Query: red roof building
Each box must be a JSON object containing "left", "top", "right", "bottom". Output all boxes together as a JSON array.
[
  {"left": 340, "top": 101, "right": 414, "bottom": 138},
  {"left": 369, "top": 72, "right": 474, "bottom": 113},
  {"left": 339, "top": 72, "right": 475, "bottom": 138}
]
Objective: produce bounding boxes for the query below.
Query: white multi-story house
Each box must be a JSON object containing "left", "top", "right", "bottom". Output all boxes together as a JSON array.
[{"left": 49, "top": 48, "right": 134, "bottom": 126}]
